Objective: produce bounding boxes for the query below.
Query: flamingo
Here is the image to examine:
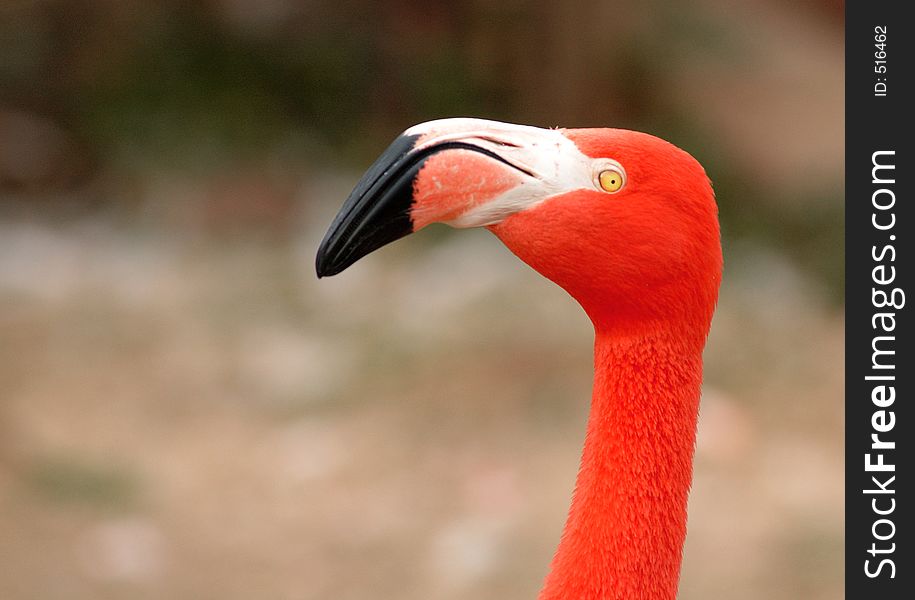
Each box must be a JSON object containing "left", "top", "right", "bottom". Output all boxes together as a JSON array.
[{"left": 315, "top": 118, "right": 722, "bottom": 600}]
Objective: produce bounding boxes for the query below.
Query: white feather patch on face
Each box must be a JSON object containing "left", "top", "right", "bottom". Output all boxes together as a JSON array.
[{"left": 405, "top": 118, "right": 622, "bottom": 228}]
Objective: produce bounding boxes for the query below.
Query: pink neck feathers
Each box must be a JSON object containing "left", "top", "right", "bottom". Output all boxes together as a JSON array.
[{"left": 538, "top": 329, "right": 704, "bottom": 600}]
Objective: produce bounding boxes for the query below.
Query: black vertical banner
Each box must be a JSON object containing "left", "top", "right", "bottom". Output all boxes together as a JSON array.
[{"left": 846, "top": 2, "right": 911, "bottom": 598}]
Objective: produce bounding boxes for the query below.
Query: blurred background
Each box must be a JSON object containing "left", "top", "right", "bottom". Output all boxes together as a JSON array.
[{"left": 0, "top": 1, "right": 843, "bottom": 599}]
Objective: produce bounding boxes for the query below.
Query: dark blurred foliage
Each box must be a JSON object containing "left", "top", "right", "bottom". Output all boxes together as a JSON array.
[{"left": 1, "top": 0, "right": 843, "bottom": 291}]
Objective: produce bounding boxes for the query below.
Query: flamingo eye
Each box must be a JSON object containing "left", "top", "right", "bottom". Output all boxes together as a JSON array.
[{"left": 597, "top": 168, "right": 625, "bottom": 193}]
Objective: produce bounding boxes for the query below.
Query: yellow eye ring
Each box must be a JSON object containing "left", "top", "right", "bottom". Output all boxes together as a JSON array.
[{"left": 598, "top": 169, "right": 625, "bottom": 193}]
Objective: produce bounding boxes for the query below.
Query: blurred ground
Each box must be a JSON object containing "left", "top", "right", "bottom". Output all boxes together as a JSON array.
[
  {"left": 1, "top": 1, "right": 843, "bottom": 599},
  {"left": 0, "top": 214, "right": 843, "bottom": 600}
]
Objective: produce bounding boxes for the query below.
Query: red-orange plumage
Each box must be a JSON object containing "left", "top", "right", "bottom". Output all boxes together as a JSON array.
[
  {"left": 317, "top": 119, "right": 722, "bottom": 600},
  {"left": 489, "top": 129, "right": 721, "bottom": 600}
]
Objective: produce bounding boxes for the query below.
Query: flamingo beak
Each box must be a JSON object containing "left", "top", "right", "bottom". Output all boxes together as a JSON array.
[
  {"left": 315, "top": 118, "right": 591, "bottom": 278},
  {"left": 315, "top": 133, "right": 423, "bottom": 278}
]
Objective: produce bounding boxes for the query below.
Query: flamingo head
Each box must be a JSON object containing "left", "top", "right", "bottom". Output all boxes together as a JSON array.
[{"left": 316, "top": 118, "right": 721, "bottom": 334}]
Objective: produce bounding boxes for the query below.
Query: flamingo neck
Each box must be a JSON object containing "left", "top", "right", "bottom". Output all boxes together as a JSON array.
[{"left": 538, "top": 326, "right": 705, "bottom": 600}]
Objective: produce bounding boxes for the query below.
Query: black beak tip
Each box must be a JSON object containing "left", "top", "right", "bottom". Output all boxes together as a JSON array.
[
  {"left": 315, "top": 263, "right": 335, "bottom": 279},
  {"left": 315, "top": 253, "right": 326, "bottom": 279},
  {"left": 314, "top": 242, "right": 338, "bottom": 279},
  {"left": 314, "top": 132, "right": 435, "bottom": 280}
]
